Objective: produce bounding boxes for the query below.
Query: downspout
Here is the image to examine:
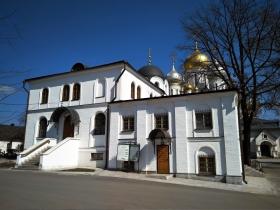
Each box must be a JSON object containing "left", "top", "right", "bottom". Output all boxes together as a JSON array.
[
  {"left": 237, "top": 94, "right": 247, "bottom": 184},
  {"left": 22, "top": 81, "right": 29, "bottom": 149},
  {"left": 105, "top": 104, "right": 111, "bottom": 169}
]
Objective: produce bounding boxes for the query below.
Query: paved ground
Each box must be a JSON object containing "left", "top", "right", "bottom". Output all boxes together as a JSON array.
[
  {"left": 94, "top": 169, "right": 277, "bottom": 195},
  {"left": 0, "top": 169, "right": 279, "bottom": 210},
  {"left": 261, "top": 162, "right": 280, "bottom": 194}
]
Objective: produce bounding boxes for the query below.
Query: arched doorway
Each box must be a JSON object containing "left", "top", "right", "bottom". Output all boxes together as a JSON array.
[
  {"left": 148, "top": 129, "right": 171, "bottom": 174},
  {"left": 63, "top": 115, "right": 74, "bottom": 139},
  {"left": 260, "top": 142, "right": 272, "bottom": 157},
  {"left": 49, "top": 107, "right": 80, "bottom": 140}
]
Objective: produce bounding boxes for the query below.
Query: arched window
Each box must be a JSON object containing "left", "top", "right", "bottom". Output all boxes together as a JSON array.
[
  {"left": 41, "top": 88, "right": 48, "bottom": 104},
  {"left": 137, "top": 86, "right": 141, "bottom": 99},
  {"left": 62, "top": 85, "right": 70, "bottom": 101},
  {"left": 38, "top": 117, "right": 48, "bottom": 138},
  {"left": 131, "top": 82, "right": 135, "bottom": 99},
  {"left": 94, "top": 113, "right": 105, "bottom": 135},
  {"left": 198, "top": 147, "right": 215, "bottom": 176},
  {"left": 155, "top": 82, "right": 159, "bottom": 87},
  {"left": 72, "top": 83, "right": 80, "bottom": 100}
]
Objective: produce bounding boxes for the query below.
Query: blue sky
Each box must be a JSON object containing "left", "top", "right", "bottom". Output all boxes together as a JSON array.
[
  {"left": 0, "top": 0, "right": 276, "bottom": 125},
  {"left": 0, "top": 0, "right": 202, "bottom": 125}
]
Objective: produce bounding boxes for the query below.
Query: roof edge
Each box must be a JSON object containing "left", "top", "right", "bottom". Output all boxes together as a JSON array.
[
  {"left": 24, "top": 60, "right": 128, "bottom": 83},
  {"left": 110, "top": 89, "right": 237, "bottom": 104}
]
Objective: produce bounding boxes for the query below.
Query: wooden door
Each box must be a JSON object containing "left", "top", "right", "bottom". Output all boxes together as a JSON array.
[
  {"left": 157, "top": 145, "right": 169, "bottom": 174},
  {"left": 63, "top": 115, "right": 74, "bottom": 139}
]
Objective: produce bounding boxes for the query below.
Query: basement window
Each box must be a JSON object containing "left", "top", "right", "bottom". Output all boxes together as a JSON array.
[{"left": 91, "top": 153, "right": 103, "bottom": 161}]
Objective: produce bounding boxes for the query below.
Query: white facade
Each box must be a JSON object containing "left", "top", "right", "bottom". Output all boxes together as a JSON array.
[
  {"left": 17, "top": 59, "right": 243, "bottom": 184},
  {"left": 108, "top": 90, "right": 242, "bottom": 183}
]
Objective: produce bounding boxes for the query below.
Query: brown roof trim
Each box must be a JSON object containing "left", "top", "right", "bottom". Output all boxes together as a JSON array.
[
  {"left": 24, "top": 60, "right": 128, "bottom": 83},
  {"left": 109, "top": 89, "right": 237, "bottom": 104}
]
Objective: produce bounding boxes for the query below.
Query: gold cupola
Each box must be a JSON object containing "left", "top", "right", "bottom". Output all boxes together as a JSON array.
[{"left": 184, "top": 42, "right": 209, "bottom": 71}]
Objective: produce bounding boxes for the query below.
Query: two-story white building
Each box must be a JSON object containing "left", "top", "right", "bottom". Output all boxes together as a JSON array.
[{"left": 16, "top": 48, "right": 243, "bottom": 184}]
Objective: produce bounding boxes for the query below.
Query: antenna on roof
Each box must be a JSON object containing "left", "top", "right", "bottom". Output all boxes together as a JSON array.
[{"left": 148, "top": 48, "right": 152, "bottom": 65}]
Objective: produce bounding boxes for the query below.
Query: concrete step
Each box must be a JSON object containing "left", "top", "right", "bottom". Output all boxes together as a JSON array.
[{"left": 146, "top": 174, "right": 173, "bottom": 180}]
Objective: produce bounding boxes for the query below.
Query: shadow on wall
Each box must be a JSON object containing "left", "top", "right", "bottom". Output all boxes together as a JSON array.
[
  {"left": 47, "top": 123, "right": 58, "bottom": 139},
  {"left": 139, "top": 142, "right": 155, "bottom": 172}
]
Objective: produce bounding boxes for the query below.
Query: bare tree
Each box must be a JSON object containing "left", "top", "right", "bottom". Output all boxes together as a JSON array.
[{"left": 182, "top": 0, "right": 280, "bottom": 165}]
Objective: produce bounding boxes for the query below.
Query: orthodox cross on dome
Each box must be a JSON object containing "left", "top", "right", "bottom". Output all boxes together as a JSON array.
[
  {"left": 148, "top": 48, "right": 152, "bottom": 65},
  {"left": 170, "top": 52, "right": 176, "bottom": 71},
  {"left": 195, "top": 41, "right": 198, "bottom": 50}
]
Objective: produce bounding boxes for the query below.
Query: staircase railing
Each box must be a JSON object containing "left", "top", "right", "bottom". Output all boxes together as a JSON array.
[{"left": 16, "top": 138, "right": 57, "bottom": 167}]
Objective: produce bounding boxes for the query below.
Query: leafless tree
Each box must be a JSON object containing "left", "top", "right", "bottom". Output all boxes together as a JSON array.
[{"left": 181, "top": 0, "right": 280, "bottom": 165}]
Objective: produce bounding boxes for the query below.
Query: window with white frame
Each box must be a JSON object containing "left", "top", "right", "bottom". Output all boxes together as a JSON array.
[
  {"left": 195, "top": 110, "right": 212, "bottom": 130},
  {"left": 38, "top": 117, "right": 48, "bottom": 138},
  {"left": 154, "top": 114, "right": 168, "bottom": 130},
  {"left": 94, "top": 113, "right": 106, "bottom": 135},
  {"left": 122, "top": 116, "right": 135, "bottom": 132},
  {"left": 41, "top": 88, "right": 49, "bottom": 104}
]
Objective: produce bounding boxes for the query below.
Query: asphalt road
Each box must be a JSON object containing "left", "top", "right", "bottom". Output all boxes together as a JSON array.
[{"left": 0, "top": 169, "right": 279, "bottom": 210}]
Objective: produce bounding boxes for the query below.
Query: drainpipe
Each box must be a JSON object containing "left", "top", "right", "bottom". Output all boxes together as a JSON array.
[
  {"left": 105, "top": 104, "right": 111, "bottom": 169},
  {"left": 22, "top": 81, "right": 29, "bottom": 149},
  {"left": 237, "top": 94, "right": 247, "bottom": 184}
]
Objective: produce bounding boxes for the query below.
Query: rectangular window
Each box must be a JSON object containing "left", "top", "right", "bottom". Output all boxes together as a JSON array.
[
  {"left": 155, "top": 114, "right": 168, "bottom": 130},
  {"left": 195, "top": 111, "right": 212, "bottom": 130},
  {"left": 122, "top": 116, "right": 134, "bottom": 131},
  {"left": 91, "top": 153, "right": 103, "bottom": 161}
]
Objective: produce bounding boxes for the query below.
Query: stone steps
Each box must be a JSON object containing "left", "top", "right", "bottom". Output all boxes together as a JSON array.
[{"left": 16, "top": 146, "right": 52, "bottom": 170}]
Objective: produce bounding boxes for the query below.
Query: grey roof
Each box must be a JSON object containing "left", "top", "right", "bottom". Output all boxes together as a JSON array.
[
  {"left": 0, "top": 124, "right": 25, "bottom": 142},
  {"left": 138, "top": 65, "right": 164, "bottom": 79}
]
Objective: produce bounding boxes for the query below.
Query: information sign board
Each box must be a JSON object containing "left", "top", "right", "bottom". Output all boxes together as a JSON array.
[{"left": 117, "top": 144, "right": 129, "bottom": 161}]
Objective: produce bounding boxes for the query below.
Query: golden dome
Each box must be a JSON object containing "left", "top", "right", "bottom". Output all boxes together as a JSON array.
[
  {"left": 184, "top": 49, "right": 209, "bottom": 70},
  {"left": 184, "top": 83, "right": 193, "bottom": 91}
]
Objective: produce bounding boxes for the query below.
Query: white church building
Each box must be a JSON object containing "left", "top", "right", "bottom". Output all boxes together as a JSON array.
[{"left": 16, "top": 47, "right": 243, "bottom": 184}]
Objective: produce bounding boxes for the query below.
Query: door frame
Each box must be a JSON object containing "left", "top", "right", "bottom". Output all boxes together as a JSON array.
[
  {"left": 156, "top": 144, "right": 170, "bottom": 174},
  {"left": 63, "top": 115, "right": 75, "bottom": 139}
]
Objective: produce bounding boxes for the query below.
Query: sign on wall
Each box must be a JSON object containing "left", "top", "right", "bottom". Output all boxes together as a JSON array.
[
  {"left": 129, "top": 144, "right": 140, "bottom": 161},
  {"left": 117, "top": 144, "right": 140, "bottom": 162},
  {"left": 117, "top": 144, "right": 130, "bottom": 161}
]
